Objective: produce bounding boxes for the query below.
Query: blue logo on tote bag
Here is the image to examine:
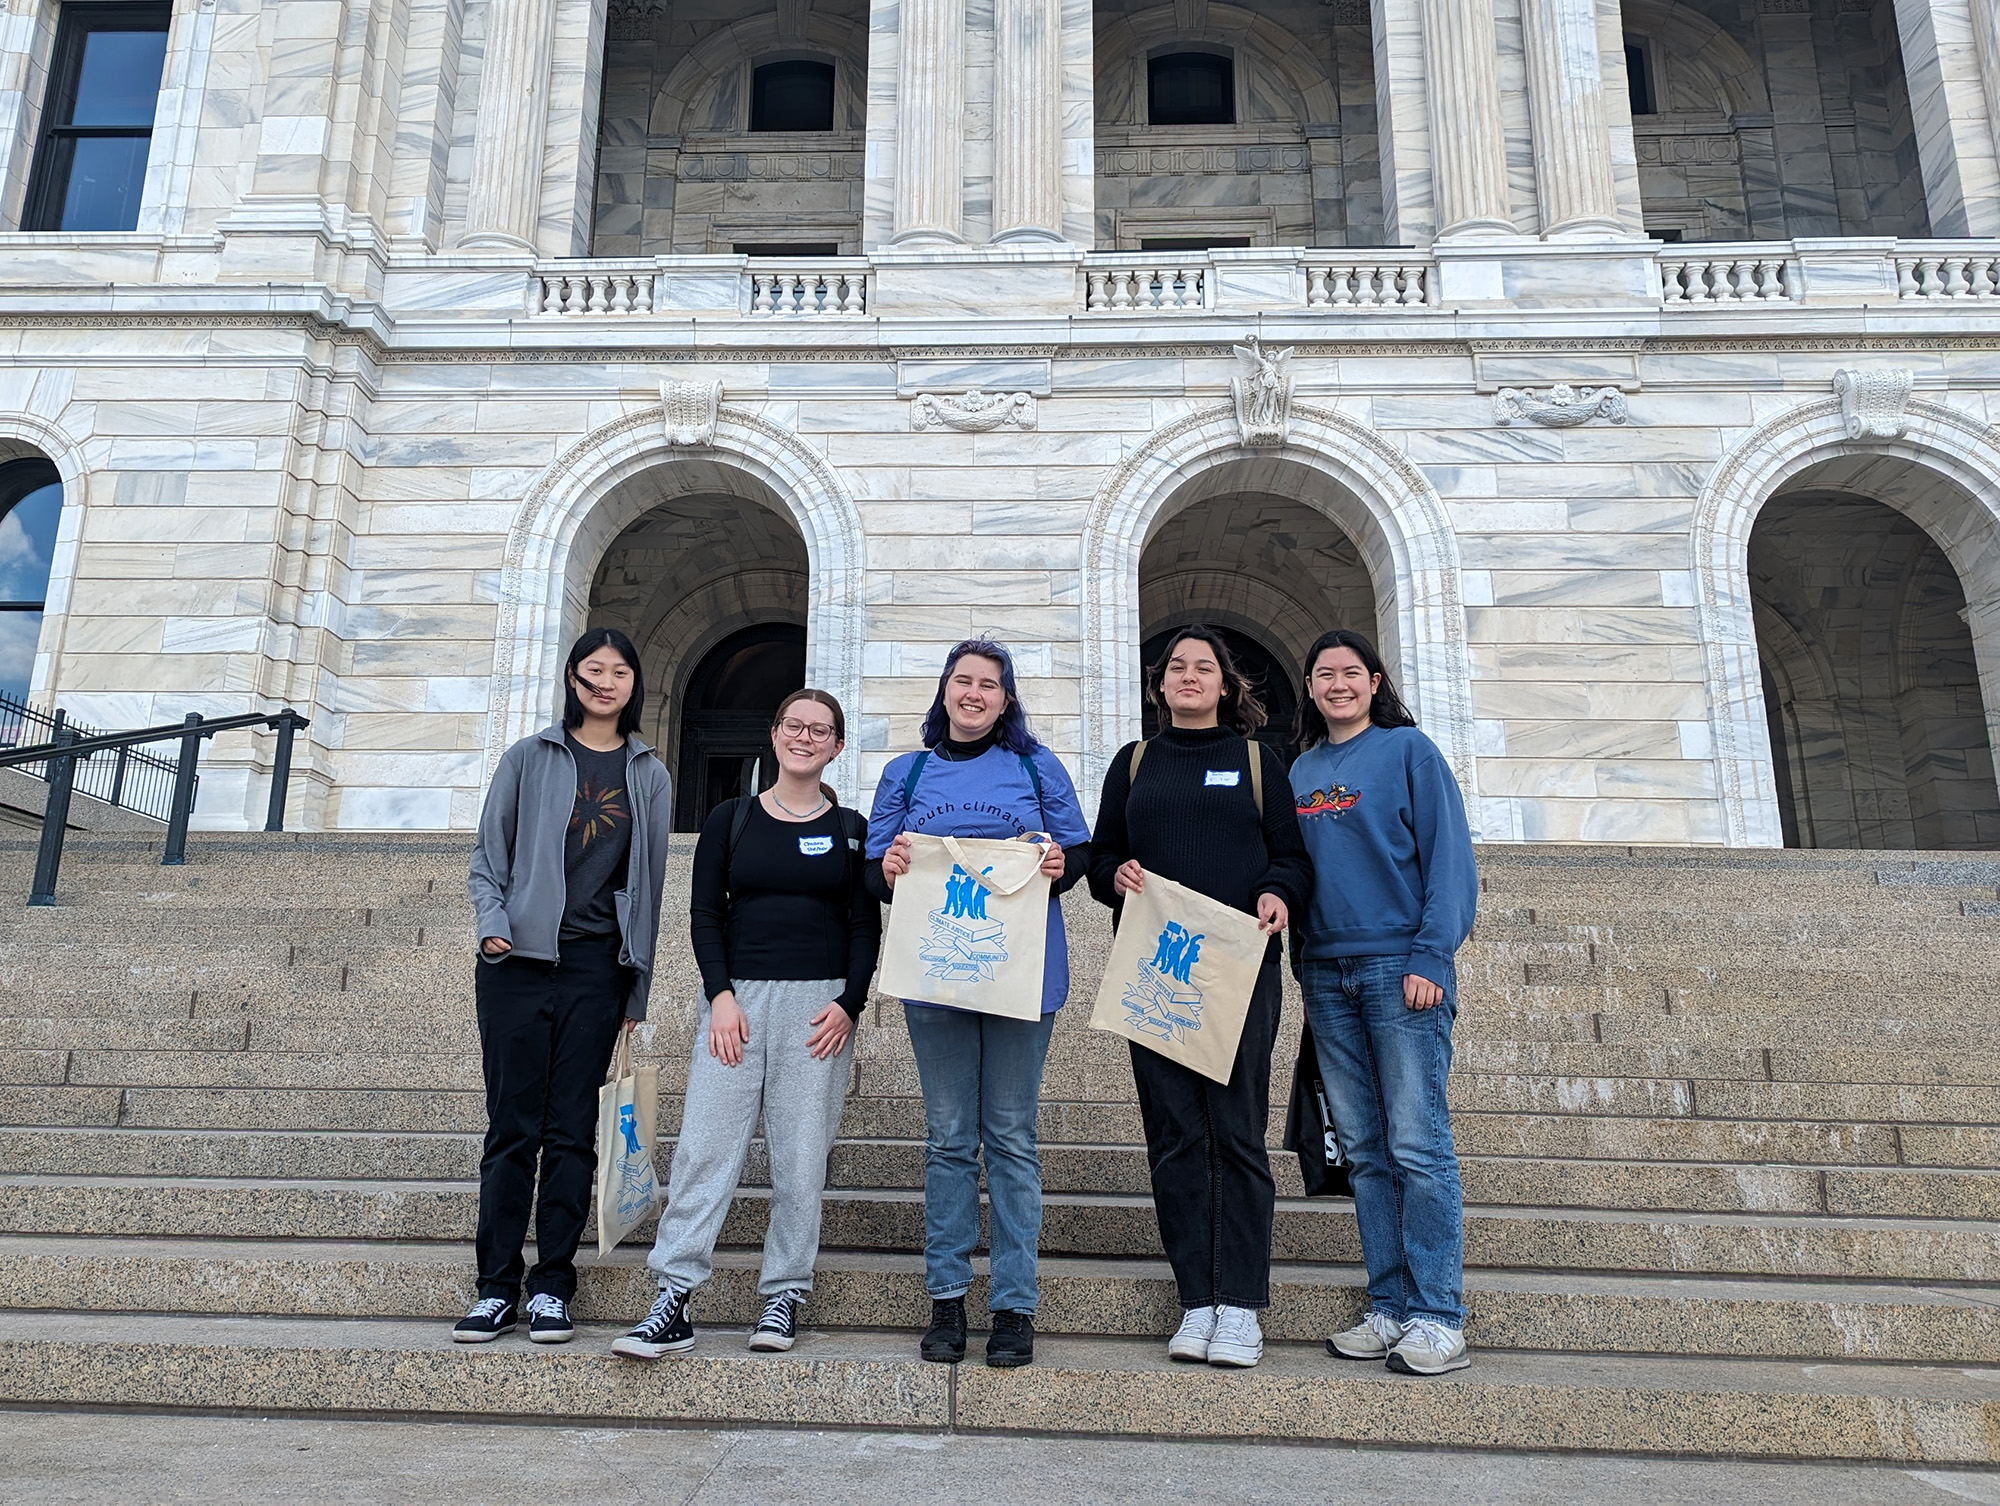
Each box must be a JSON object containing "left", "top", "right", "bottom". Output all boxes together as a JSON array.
[
  {"left": 918, "top": 863, "right": 1008, "bottom": 982},
  {"left": 1122, "top": 921, "right": 1206, "bottom": 1043}
]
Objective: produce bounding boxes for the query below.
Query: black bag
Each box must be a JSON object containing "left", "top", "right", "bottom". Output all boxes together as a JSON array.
[{"left": 1282, "top": 1020, "right": 1353, "bottom": 1198}]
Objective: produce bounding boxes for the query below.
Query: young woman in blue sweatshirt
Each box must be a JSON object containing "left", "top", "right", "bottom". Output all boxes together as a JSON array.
[
  {"left": 1287, "top": 628, "right": 1478, "bottom": 1376},
  {"left": 866, "top": 639, "right": 1091, "bottom": 1369}
]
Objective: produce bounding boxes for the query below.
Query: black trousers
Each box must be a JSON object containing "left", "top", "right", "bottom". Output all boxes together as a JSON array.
[
  {"left": 473, "top": 933, "right": 629, "bottom": 1302},
  {"left": 1128, "top": 960, "right": 1282, "bottom": 1310}
]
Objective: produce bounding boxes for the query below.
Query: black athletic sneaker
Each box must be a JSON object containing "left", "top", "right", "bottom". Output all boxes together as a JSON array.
[
  {"left": 921, "top": 1295, "right": 967, "bottom": 1364},
  {"left": 452, "top": 1295, "right": 517, "bottom": 1343},
  {"left": 986, "top": 1310, "right": 1034, "bottom": 1368},
  {"left": 611, "top": 1284, "right": 695, "bottom": 1360},
  {"left": 525, "top": 1292, "right": 574, "bottom": 1344},
  {"left": 748, "top": 1289, "right": 804, "bottom": 1352}
]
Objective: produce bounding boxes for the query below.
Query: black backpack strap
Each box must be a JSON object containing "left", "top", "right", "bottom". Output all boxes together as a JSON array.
[
  {"left": 900, "top": 751, "right": 929, "bottom": 815},
  {"left": 1018, "top": 751, "right": 1045, "bottom": 828},
  {"left": 725, "top": 794, "right": 756, "bottom": 878}
]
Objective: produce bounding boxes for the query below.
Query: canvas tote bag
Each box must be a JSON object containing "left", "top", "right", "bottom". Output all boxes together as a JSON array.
[
  {"left": 877, "top": 833, "right": 1051, "bottom": 1020},
  {"left": 595, "top": 1029, "right": 662, "bottom": 1256},
  {"left": 1089, "top": 873, "right": 1268, "bottom": 1084}
]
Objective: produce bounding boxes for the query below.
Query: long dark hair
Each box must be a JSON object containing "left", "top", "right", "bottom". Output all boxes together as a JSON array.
[
  {"left": 1145, "top": 623, "right": 1266, "bottom": 736},
  {"left": 1293, "top": 628, "right": 1416, "bottom": 750},
  {"left": 919, "top": 639, "right": 1040, "bottom": 753},
  {"left": 562, "top": 627, "right": 645, "bottom": 737}
]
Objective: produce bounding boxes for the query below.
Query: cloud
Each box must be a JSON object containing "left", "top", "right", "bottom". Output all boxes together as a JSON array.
[{"left": 0, "top": 609, "right": 40, "bottom": 699}]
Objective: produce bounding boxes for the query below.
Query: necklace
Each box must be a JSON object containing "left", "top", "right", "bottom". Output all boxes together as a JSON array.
[{"left": 770, "top": 789, "right": 828, "bottom": 819}]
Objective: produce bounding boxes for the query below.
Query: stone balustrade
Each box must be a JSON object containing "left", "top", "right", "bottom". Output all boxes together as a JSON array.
[
  {"left": 1659, "top": 248, "right": 1797, "bottom": 305},
  {"left": 1083, "top": 256, "right": 1210, "bottom": 312},
  {"left": 743, "top": 260, "right": 871, "bottom": 315},
  {"left": 533, "top": 264, "right": 657, "bottom": 315},
  {"left": 1893, "top": 245, "right": 2000, "bottom": 299},
  {"left": 1303, "top": 256, "right": 1436, "bottom": 308}
]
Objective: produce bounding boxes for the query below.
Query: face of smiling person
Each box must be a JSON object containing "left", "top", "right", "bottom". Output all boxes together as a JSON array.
[
  {"left": 771, "top": 702, "right": 842, "bottom": 776},
  {"left": 570, "top": 647, "right": 634, "bottom": 721},
  {"left": 943, "top": 654, "right": 1008, "bottom": 742},
  {"left": 1161, "top": 637, "right": 1224, "bottom": 727},
  {"left": 1310, "top": 645, "right": 1379, "bottom": 736}
]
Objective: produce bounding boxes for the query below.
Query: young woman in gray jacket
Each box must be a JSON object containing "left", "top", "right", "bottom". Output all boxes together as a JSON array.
[{"left": 457, "top": 627, "right": 673, "bottom": 1344}]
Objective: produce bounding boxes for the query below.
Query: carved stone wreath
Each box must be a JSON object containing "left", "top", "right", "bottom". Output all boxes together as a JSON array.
[
  {"left": 1492, "top": 384, "right": 1629, "bottom": 427},
  {"left": 910, "top": 390, "right": 1038, "bottom": 432}
]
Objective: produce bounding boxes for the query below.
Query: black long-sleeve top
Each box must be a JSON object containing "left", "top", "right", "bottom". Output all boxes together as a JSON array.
[
  {"left": 689, "top": 797, "right": 882, "bottom": 1019},
  {"left": 1088, "top": 725, "right": 1312, "bottom": 962}
]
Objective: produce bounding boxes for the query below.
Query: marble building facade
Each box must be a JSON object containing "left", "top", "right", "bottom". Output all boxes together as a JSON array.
[{"left": 0, "top": 0, "right": 1997, "bottom": 850}]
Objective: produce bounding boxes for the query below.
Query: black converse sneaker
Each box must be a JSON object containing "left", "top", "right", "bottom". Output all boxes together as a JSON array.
[
  {"left": 611, "top": 1284, "right": 694, "bottom": 1360},
  {"left": 524, "top": 1292, "right": 574, "bottom": 1344},
  {"left": 452, "top": 1295, "right": 517, "bottom": 1343},
  {"left": 748, "top": 1289, "right": 804, "bottom": 1352}
]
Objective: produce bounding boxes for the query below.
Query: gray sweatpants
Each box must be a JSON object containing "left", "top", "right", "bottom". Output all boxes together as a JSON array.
[{"left": 646, "top": 977, "right": 852, "bottom": 1297}]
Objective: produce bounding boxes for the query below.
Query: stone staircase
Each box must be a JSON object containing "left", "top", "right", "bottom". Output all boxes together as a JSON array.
[{"left": 0, "top": 832, "right": 1995, "bottom": 1460}]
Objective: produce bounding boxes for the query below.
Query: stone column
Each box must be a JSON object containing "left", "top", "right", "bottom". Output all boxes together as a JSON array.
[
  {"left": 1893, "top": 0, "right": 2000, "bottom": 237},
  {"left": 893, "top": 0, "right": 965, "bottom": 242},
  {"left": 1423, "top": 0, "right": 1514, "bottom": 236},
  {"left": 992, "top": 0, "right": 1062, "bottom": 241},
  {"left": 1520, "top": 0, "right": 1623, "bottom": 236},
  {"left": 459, "top": 0, "right": 558, "bottom": 250}
]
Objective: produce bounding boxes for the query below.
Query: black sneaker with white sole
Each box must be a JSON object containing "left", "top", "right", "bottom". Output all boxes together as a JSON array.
[
  {"left": 452, "top": 1295, "right": 517, "bottom": 1343},
  {"left": 611, "top": 1284, "right": 695, "bottom": 1360},
  {"left": 524, "top": 1292, "right": 574, "bottom": 1344},
  {"left": 748, "top": 1290, "right": 803, "bottom": 1352}
]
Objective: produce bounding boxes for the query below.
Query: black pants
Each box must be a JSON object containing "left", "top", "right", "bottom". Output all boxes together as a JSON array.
[
  {"left": 473, "top": 933, "right": 629, "bottom": 1302},
  {"left": 1128, "top": 960, "right": 1282, "bottom": 1310}
]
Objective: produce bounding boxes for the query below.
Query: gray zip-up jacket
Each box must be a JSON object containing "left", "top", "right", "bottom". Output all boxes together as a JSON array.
[{"left": 467, "top": 724, "right": 674, "bottom": 1020}]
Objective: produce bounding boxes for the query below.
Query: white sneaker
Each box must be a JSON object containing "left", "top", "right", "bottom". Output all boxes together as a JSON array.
[
  {"left": 1167, "top": 1305, "right": 1218, "bottom": 1362},
  {"left": 1328, "top": 1310, "right": 1405, "bottom": 1361},
  {"left": 1206, "top": 1305, "right": 1263, "bottom": 1368},
  {"left": 1387, "top": 1317, "right": 1470, "bottom": 1376}
]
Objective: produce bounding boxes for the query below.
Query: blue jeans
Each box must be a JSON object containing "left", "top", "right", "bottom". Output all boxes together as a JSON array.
[
  {"left": 902, "top": 1004, "right": 1056, "bottom": 1314},
  {"left": 1301, "top": 955, "right": 1465, "bottom": 1328}
]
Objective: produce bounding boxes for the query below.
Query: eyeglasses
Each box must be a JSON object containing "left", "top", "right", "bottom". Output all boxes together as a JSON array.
[{"left": 778, "top": 717, "right": 838, "bottom": 743}]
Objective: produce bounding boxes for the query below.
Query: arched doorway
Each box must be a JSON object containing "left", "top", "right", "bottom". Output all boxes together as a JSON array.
[
  {"left": 1750, "top": 491, "right": 1999, "bottom": 849},
  {"left": 0, "top": 457, "right": 61, "bottom": 701},
  {"left": 1137, "top": 489, "right": 1378, "bottom": 765},
  {"left": 674, "top": 622, "right": 807, "bottom": 830}
]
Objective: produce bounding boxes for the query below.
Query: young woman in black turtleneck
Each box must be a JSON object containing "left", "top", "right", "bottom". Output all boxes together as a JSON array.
[{"left": 1088, "top": 624, "right": 1310, "bottom": 1371}]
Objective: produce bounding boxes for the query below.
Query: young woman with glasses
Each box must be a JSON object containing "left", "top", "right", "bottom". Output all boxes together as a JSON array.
[
  {"left": 615, "top": 689, "right": 880, "bottom": 1360},
  {"left": 459, "top": 627, "right": 673, "bottom": 1345}
]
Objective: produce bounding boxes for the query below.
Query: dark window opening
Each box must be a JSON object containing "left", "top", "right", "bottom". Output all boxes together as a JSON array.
[
  {"left": 1652, "top": 226, "right": 1684, "bottom": 243},
  {"left": 1148, "top": 52, "right": 1234, "bottom": 127},
  {"left": 732, "top": 242, "right": 841, "bottom": 257},
  {"left": 1625, "top": 40, "right": 1655, "bottom": 116},
  {"left": 24, "top": 3, "right": 172, "bottom": 231},
  {"left": 675, "top": 622, "right": 807, "bottom": 831},
  {"left": 750, "top": 60, "right": 836, "bottom": 133},
  {"left": 0, "top": 459, "right": 63, "bottom": 702},
  {"left": 1138, "top": 236, "right": 1252, "bottom": 251}
]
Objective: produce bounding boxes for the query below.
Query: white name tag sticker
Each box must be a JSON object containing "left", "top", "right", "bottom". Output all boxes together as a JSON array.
[
  {"left": 798, "top": 835, "right": 834, "bottom": 856},
  {"left": 1204, "top": 769, "right": 1241, "bottom": 787}
]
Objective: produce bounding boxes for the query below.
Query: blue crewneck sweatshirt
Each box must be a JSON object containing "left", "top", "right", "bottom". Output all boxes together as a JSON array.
[
  {"left": 865, "top": 742, "right": 1092, "bottom": 1013},
  {"left": 1288, "top": 723, "right": 1477, "bottom": 987}
]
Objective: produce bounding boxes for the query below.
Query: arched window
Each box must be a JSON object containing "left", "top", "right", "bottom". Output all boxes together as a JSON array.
[
  {"left": 750, "top": 60, "right": 836, "bottom": 133},
  {"left": 0, "top": 459, "right": 62, "bottom": 702},
  {"left": 675, "top": 622, "right": 807, "bottom": 829},
  {"left": 1148, "top": 52, "right": 1234, "bottom": 126}
]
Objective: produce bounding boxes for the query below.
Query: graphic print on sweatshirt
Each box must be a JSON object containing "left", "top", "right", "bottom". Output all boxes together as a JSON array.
[
  {"left": 570, "top": 778, "right": 628, "bottom": 845},
  {"left": 921, "top": 863, "right": 1008, "bottom": 982},
  {"left": 1296, "top": 784, "right": 1361, "bottom": 820},
  {"left": 1122, "top": 921, "right": 1206, "bottom": 1045}
]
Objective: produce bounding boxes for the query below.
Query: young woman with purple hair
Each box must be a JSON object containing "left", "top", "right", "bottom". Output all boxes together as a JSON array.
[{"left": 866, "top": 639, "right": 1092, "bottom": 1370}]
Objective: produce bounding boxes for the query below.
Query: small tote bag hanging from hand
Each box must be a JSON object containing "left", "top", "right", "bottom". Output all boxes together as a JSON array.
[
  {"left": 1088, "top": 872, "right": 1268, "bottom": 1085},
  {"left": 877, "top": 833, "right": 1051, "bottom": 1020},
  {"left": 1282, "top": 1019, "right": 1354, "bottom": 1198},
  {"left": 595, "top": 1030, "right": 662, "bottom": 1256}
]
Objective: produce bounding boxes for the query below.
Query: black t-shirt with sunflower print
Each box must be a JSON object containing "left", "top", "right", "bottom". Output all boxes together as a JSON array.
[{"left": 559, "top": 732, "right": 634, "bottom": 942}]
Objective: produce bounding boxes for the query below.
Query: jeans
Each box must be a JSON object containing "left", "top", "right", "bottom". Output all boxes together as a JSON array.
[
  {"left": 647, "top": 978, "right": 852, "bottom": 1297},
  {"left": 472, "top": 933, "right": 630, "bottom": 1302},
  {"left": 902, "top": 1003, "right": 1057, "bottom": 1314},
  {"left": 1301, "top": 954, "right": 1465, "bottom": 1328},
  {"left": 1128, "top": 961, "right": 1282, "bottom": 1310}
]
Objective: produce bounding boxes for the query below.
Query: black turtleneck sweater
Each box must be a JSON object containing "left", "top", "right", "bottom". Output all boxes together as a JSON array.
[{"left": 1087, "top": 725, "right": 1311, "bottom": 959}]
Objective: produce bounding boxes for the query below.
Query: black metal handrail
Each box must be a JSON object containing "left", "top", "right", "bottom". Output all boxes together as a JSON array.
[
  {"left": 0, "top": 693, "right": 181, "bottom": 822},
  {"left": 1, "top": 707, "right": 309, "bottom": 905}
]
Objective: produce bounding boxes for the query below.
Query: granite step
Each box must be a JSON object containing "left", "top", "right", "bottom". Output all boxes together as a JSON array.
[
  {"left": 2, "top": 1177, "right": 1992, "bottom": 1281},
  {"left": 2, "top": 1236, "right": 1993, "bottom": 1364},
  {"left": 0, "top": 1311, "right": 1992, "bottom": 1462}
]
